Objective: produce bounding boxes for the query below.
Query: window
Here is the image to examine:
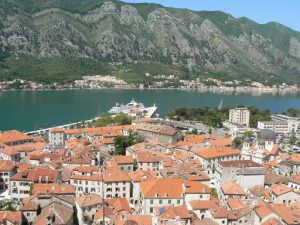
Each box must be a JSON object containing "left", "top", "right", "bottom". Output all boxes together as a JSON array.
[
  {"left": 177, "top": 200, "right": 180, "bottom": 204},
  {"left": 168, "top": 200, "right": 171, "bottom": 204},
  {"left": 159, "top": 199, "right": 162, "bottom": 204},
  {"left": 150, "top": 207, "right": 153, "bottom": 213},
  {"left": 150, "top": 200, "right": 153, "bottom": 205}
]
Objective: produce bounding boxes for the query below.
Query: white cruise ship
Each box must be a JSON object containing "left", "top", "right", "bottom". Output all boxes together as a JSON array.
[{"left": 108, "top": 99, "right": 157, "bottom": 118}]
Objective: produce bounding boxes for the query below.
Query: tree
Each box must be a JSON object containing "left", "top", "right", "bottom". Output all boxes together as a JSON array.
[
  {"left": 287, "top": 108, "right": 300, "bottom": 117},
  {"left": 29, "top": 183, "right": 34, "bottom": 195},
  {"left": 187, "top": 129, "right": 198, "bottom": 135},
  {"left": 210, "top": 188, "right": 218, "bottom": 198},
  {"left": 232, "top": 137, "right": 242, "bottom": 148},
  {"left": 114, "top": 136, "right": 131, "bottom": 155},
  {"left": 114, "top": 133, "right": 144, "bottom": 155},
  {"left": 289, "top": 134, "right": 298, "bottom": 145},
  {"left": 114, "top": 114, "right": 132, "bottom": 125}
]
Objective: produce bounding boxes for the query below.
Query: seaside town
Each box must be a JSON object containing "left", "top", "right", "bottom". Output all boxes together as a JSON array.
[
  {"left": 0, "top": 105, "right": 300, "bottom": 225},
  {"left": 1, "top": 75, "right": 299, "bottom": 95}
]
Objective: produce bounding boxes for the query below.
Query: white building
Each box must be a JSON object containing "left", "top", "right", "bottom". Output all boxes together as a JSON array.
[
  {"left": 215, "top": 160, "right": 264, "bottom": 193},
  {"left": 48, "top": 128, "right": 65, "bottom": 146},
  {"left": 229, "top": 108, "right": 250, "bottom": 127}
]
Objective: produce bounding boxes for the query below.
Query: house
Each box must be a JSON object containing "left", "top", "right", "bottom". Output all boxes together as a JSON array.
[
  {"left": 20, "top": 200, "right": 38, "bottom": 225},
  {"left": 184, "top": 181, "right": 211, "bottom": 203},
  {"left": 70, "top": 167, "right": 131, "bottom": 200},
  {"left": 33, "top": 201, "right": 74, "bottom": 225},
  {"left": 220, "top": 181, "right": 246, "bottom": 205},
  {"left": 139, "top": 178, "right": 184, "bottom": 214},
  {"left": 0, "top": 144, "right": 21, "bottom": 163},
  {"left": 129, "top": 169, "right": 157, "bottom": 205},
  {"left": 103, "top": 167, "right": 131, "bottom": 199},
  {"left": 0, "top": 211, "right": 22, "bottom": 225},
  {"left": 270, "top": 184, "right": 300, "bottom": 204},
  {"left": 214, "top": 160, "right": 264, "bottom": 191},
  {"left": 194, "top": 147, "right": 241, "bottom": 185},
  {"left": 10, "top": 168, "right": 59, "bottom": 200},
  {"left": 288, "top": 174, "right": 300, "bottom": 191},
  {"left": 32, "top": 183, "right": 76, "bottom": 196},
  {"left": 48, "top": 128, "right": 65, "bottom": 146},
  {"left": 136, "top": 152, "right": 160, "bottom": 171},
  {"left": 0, "top": 160, "right": 15, "bottom": 193},
  {"left": 0, "top": 130, "right": 33, "bottom": 146},
  {"left": 115, "top": 155, "right": 134, "bottom": 171},
  {"left": 153, "top": 205, "right": 193, "bottom": 225},
  {"left": 188, "top": 200, "right": 219, "bottom": 220},
  {"left": 76, "top": 193, "right": 103, "bottom": 225},
  {"left": 136, "top": 124, "right": 183, "bottom": 145}
]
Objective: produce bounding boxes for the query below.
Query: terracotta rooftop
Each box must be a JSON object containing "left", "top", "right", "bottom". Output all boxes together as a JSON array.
[
  {"left": 271, "top": 184, "right": 293, "bottom": 196},
  {"left": 0, "top": 130, "right": 32, "bottom": 144},
  {"left": 221, "top": 181, "right": 245, "bottom": 195},
  {"left": 115, "top": 155, "right": 134, "bottom": 164},
  {"left": 32, "top": 183, "right": 75, "bottom": 195},
  {"left": 0, "top": 211, "right": 22, "bottom": 224},
  {"left": 140, "top": 178, "right": 183, "bottom": 198},
  {"left": 219, "top": 160, "right": 262, "bottom": 168},
  {"left": 196, "top": 147, "right": 240, "bottom": 159},
  {"left": 76, "top": 193, "right": 103, "bottom": 208},
  {"left": 106, "top": 198, "right": 131, "bottom": 213},
  {"left": 184, "top": 181, "right": 210, "bottom": 194},
  {"left": 0, "top": 160, "right": 14, "bottom": 171},
  {"left": 137, "top": 124, "right": 177, "bottom": 136},
  {"left": 137, "top": 152, "right": 160, "bottom": 163},
  {"left": 10, "top": 167, "right": 58, "bottom": 182}
]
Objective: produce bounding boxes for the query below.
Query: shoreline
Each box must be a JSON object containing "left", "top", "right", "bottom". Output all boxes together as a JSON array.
[{"left": 2, "top": 86, "right": 300, "bottom": 97}]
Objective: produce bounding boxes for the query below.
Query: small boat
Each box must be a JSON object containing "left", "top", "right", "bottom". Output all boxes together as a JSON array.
[{"left": 218, "top": 98, "right": 223, "bottom": 110}]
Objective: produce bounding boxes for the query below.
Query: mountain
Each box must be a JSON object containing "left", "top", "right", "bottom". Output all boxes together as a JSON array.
[{"left": 0, "top": 0, "right": 300, "bottom": 84}]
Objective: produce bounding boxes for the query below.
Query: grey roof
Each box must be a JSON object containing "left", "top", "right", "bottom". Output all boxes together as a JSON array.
[{"left": 257, "top": 129, "right": 276, "bottom": 144}]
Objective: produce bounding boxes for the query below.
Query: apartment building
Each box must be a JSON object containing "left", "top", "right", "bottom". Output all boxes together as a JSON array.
[{"left": 229, "top": 108, "right": 250, "bottom": 127}]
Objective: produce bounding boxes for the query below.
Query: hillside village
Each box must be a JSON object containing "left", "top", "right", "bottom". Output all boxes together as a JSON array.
[{"left": 0, "top": 110, "right": 300, "bottom": 225}]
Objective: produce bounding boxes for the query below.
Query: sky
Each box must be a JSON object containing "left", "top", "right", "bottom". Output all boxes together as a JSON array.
[{"left": 124, "top": 0, "right": 300, "bottom": 32}]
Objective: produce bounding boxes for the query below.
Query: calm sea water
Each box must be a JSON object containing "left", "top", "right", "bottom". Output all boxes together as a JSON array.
[{"left": 1, "top": 89, "right": 300, "bottom": 131}]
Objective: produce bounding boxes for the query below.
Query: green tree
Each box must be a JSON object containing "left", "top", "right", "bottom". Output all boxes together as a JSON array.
[
  {"left": 289, "top": 134, "right": 298, "bottom": 145},
  {"left": 210, "top": 188, "right": 218, "bottom": 198},
  {"left": 232, "top": 137, "right": 242, "bottom": 148},
  {"left": 114, "top": 133, "right": 144, "bottom": 155},
  {"left": 286, "top": 108, "right": 300, "bottom": 117},
  {"left": 187, "top": 129, "right": 198, "bottom": 135},
  {"left": 114, "top": 136, "right": 131, "bottom": 155},
  {"left": 29, "top": 183, "right": 34, "bottom": 195},
  {"left": 114, "top": 114, "right": 132, "bottom": 125}
]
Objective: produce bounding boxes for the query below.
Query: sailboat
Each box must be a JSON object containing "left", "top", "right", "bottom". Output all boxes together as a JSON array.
[{"left": 218, "top": 98, "right": 223, "bottom": 110}]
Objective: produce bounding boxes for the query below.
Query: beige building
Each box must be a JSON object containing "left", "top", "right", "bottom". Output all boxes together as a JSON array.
[
  {"left": 139, "top": 178, "right": 184, "bottom": 215},
  {"left": 136, "top": 124, "right": 183, "bottom": 145},
  {"left": 229, "top": 108, "right": 250, "bottom": 127}
]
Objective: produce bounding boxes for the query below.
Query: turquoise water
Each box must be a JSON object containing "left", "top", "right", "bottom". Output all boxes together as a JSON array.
[{"left": 1, "top": 89, "right": 300, "bottom": 131}]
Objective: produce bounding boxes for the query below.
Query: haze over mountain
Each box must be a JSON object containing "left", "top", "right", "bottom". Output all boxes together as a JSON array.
[{"left": 1, "top": 0, "right": 300, "bottom": 84}]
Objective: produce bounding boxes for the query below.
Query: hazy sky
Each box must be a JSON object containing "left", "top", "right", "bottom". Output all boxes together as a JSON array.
[{"left": 124, "top": 0, "right": 300, "bottom": 32}]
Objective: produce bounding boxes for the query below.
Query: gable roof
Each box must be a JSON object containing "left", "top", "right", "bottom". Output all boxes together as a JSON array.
[
  {"left": 196, "top": 148, "right": 240, "bottom": 159},
  {"left": 221, "top": 181, "right": 245, "bottom": 195},
  {"left": 0, "top": 211, "right": 22, "bottom": 224},
  {"left": 140, "top": 178, "right": 183, "bottom": 198},
  {"left": 76, "top": 193, "right": 103, "bottom": 208}
]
